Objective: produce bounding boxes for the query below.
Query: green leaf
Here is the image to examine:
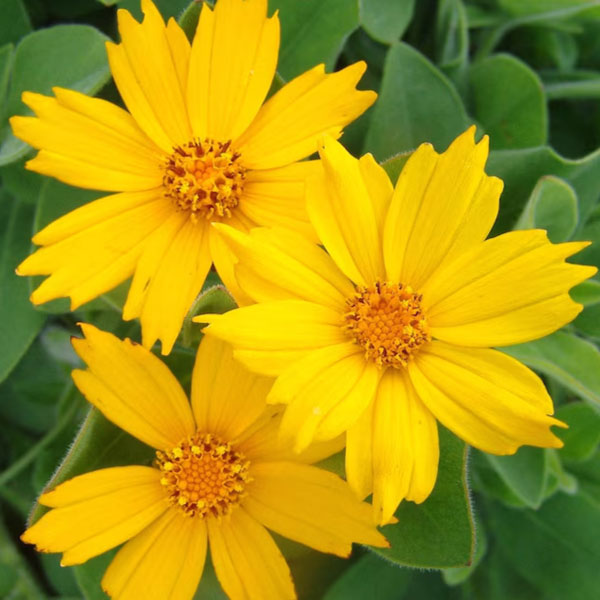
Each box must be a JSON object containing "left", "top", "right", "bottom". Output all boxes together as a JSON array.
[
  {"left": 514, "top": 175, "right": 578, "bottom": 242},
  {"left": 380, "top": 151, "right": 411, "bottom": 184},
  {"left": 0, "top": 193, "right": 45, "bottom": 383},
  {"left": 0, "top": 43, "right": 14, "bottom": 108},
  {"left": 73, "top": 551, "right": 114, "bottom": 600},
  {"left": 555, "top": 402, "right": 600, "bottom": 462},
  {"left": 323, "top": 552, "right": 412, "bottom": 599},
  {"left": 364, "top": 43, "right": 469, "bottom": 161},
  {"left": 489, "top": 492, "right": 600, "bottom": 600},
  {"left": 359, "top": 0, "right": 415, "bottom": 45},
  {"left": 0, "top": 158, "right": 46, "bottom": 204},
  {"left": 484, "top": 447, "right": 549, "bottom": 509},
  {"left": 29, "top": 407, "right": 155, "bottom": 525},
  {"left": 270, "top": 0, "right": 359, "bottom": 80},
  {"left": 574, "top": 303, "right": 600, "bottom": 340},
  {"left": 0, "top": 0, "right": 31, "bottom": 46},
  {"left": 487, "top": 145, "right": 600, "bottom": 232},
  {"left": 0, "top": 24, "right": 111, "bottom": 166},
  {"left": 371, "top": 427, "right": 474, "bottom": 568},
  {"left": 442, "top": 514, "right": 487, "bottom": 585},
  {"left": 435, "top": 0, "right": 469, "bottom": 85},
  {"left": 503, "top": 331, "right": 600, "bottom": 406},
  {"left": 469, "top": 54, "right": 547, "bottom": 150},
  {"left": 571, "top": 279, "right": 600, "bottom": 306}
]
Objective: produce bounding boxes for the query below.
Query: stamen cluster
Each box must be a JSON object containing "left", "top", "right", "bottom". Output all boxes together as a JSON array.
[
  {"left": 156, "top": 432, "right": 250, "bottom": 518},
  {"left": 163, "top": 139, "right": 246, "bottom": 223},
  {"left": 344, "top": 281, "right": 430, "bottom": 368}
]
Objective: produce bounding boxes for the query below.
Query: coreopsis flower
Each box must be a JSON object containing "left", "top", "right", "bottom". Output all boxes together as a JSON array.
[
  {"left": 21, "top": 325, "right": 387, "bottom": 600},
  {"left": 199, "top": 128, "right": 597, "bottom": 524},
  {"left": 11, "top": 0, "right": 375, "bottom": 354}
]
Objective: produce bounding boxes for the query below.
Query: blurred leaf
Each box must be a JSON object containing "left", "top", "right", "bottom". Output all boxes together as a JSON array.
[
  {"left": 487, "top": 145, "right": 600, "bottom": 232},
  {"left": 323, "top": 552, "right": 412, "bottom": 599},
  {"left": 0, "top": 43, "right": 14, "bottom": 107},
  {"left": 484, "top": 447, "right": 548, "bottom": 509},
  {"left": 546, "top": 76, "right": 600, "bottom": 100},
  {"left": 556, "top": 402, "right": 600, "bottom": 462},
  {"left": 435, "top": 0, "right": 469, "bottom": 84},
  {"left": 542, "top": 447, "right": 578, "bottom": 498},
  {"left": 192, "top": 555, "right": 227, "bottom": 600},
  {"left": 359, "top": 0, "right": 415, "bottom": 45},
  {"left": 0, "top": 159, "right": 45, "bottom": 204},
  {"left": 571, "top": 279, "right": 600, "bottom": 306},
  {"left": 0, "top": 24, "right": 111, "bottom": 166},
  {"left": 504, "top": 332, "right": 600, "bottom": 407},
  {"left": 470, "top": 54, "right": 547, "bottom": 149},
  {"left": 364, "top": 43, "right": 469, "bottom": 160},
  {"left": 514, "top": 175, "right": 578, "bottom": 242},
  {"left": 371, "top": 427, "right": 474, "bottom": 568},
  {"left": 29, "top": 407, "right": 154, "bottom": 525},
  {"left": 0, "top": 193, "right": 45, "bottom": 383},
  {"left": 271, "top": 0, "right": 359, "bottom": 80},
  {"left": 568, "top": 450, "right": 600, "bottom": 505},
  {"left": 498, "top": 0, "right": 600, "bottom": 18},
  {"left": 489, "top": 492, "right": 600, "bottom": 600},
  {"left": 72, "top": 550, "right": 114, "bottom": 600},
  {"left": 574, "top": 303, "right": 600, "bottom": 339},
  {"left": 40, "top": 554, "right": 79, "bottom": 597},
  {"left": 0, "top": 0, "right": 31, "bottom": 46}
]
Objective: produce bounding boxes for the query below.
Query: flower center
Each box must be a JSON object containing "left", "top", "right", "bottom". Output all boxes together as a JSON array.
[
  {"left": 156, "top": 432, "right": 250, "bottom": 518},
  {"left": 344, "top": 281, "right": 430, "bottom": 368},
  {"left": 162, "top": 139, "right": 246, "bottom": 223}
]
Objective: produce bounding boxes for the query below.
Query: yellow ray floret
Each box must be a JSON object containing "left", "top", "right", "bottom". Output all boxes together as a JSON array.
[
  {"left": 200, "top": 127, "right": 596, "bottom": 524},
  {"left": 11, "top": 0, "right": 376, "bottom": 354},
  {"left": 21, "top": 326, "right": 388, "bottom": 600}
]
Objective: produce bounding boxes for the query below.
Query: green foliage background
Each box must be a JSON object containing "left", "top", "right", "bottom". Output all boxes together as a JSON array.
[{"left": 1, "top": 0, "right": 600, "bottom": 598}]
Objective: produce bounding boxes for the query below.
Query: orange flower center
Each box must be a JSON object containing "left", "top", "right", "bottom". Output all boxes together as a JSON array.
[
  {"left": 162, "top": 139, "right": 246, "bottom": 223},
  {"left": 156, "top": 432, "right": 250, "bottom": 518},
  {"left": 344, "top": 281, "right": 430, "bottom": 368}
]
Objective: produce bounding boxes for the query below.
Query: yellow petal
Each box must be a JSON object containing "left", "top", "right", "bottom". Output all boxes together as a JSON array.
[
  {"left": 346, "top": 399, "right": 375, "bottom": 500},
  {"left": 165, "top": 18, "right": 190, "bottom": 95},
  {"left": 10, "top": 88, "right": 163, "bottom": 191},
  {"left": 239, "top": 161, "right": 320, "bottom": 241},
  {"left": 191, "top": 335, "right": 273, "bottom": 441},
  {"left": 187, "top": 0, "right": 279, "bottom": 141},
  {"left": 209, "top": 213, "right": 255, "bottom": 307},
  {"left": 305, "top": 137, "right": 387, "bottom": 285},
  {"left": 71, "top": 324, "right": 195, "bottom": 450},
  {"left": 371, "top": 369, "right": 439, "bottom": 525},
  {"left": 233, "top": 348, "right": 315, "bottom": 378},
  {"left": 103, "top": 509, "right": 207, "bottom": 600},
  {"left": 270, "top": 345, "right": 379, "bottom": 451},
  {"left": 107, "top": 0, "right": 192, "bottom": 152},
  {"left": 19, "top": 192, "right": 172, "bottom": 309},
  {"left": 207, "top": 507, "right": 295, "bottom": 600},
  {"left": 409, "top": 341, "right": 566, "bottom": 455},
  {"left": 422, "top": 230, "right": 596, "bottom": 346},
  {"left": 202, "top": 300, "right": 348, "bottom": 376},
  {"left": 21, "top": 466, "right": 167, "bottom": 566},
  {"left": 383, "top": 127, "right": 502, "bottom": 288},
  {"left": 244, "top": 462, "right": 388, "bottom": 557},
  {"left": 236, "top": 62, "right": 376, "bottom": 169},
  {"left": 124, "top": 217, "right": 212, "bottom": 355},
  {"left": 213, "top": 223, "right": 354, "bottom": 308}
]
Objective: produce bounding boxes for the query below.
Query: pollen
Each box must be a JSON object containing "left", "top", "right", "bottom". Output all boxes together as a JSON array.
[
  {"left": 344, "top": 281, "right": 430, "bottom": 368},
  {"left": 155, "top": 432, "right": 250, "bottom": 518},
  {"left": 162, "top": 139, "right": 247, "bottom": 223}
]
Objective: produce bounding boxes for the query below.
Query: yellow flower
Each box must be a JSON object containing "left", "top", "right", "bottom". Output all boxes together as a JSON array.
[
  {"left": 11, "top": 0, "right": 375, "bottom": 355},
  {"left": 199, "top": 128, "right": 597, "bottom": 525},
  {"left": 21, "top": 325, "right": 387, "bottom": 600}
]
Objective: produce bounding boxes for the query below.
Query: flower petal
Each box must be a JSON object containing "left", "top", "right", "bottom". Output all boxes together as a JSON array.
[
  {"left": 213, "top": 223, "right": 354, "bottom": 308},
  {"left": 21, "top": 466, "right": 167, "bottom": 566},
  {"left": 306, "top": 138, "right": 388, "bottom": 285},
  {"left": 10, "top": 88, "right": 163, "bottom": 191},
  {"left": 422, "top": 230, "right": 596, "bottom": 346},
  {"left": 202, "top": 300, "right": 348, "bottom": 376},
  {"left": 409, "top": 341, "right": 566, "bottom": 455},
  {"left": 208, "top": 507, "right": 295, "bottom": 600},
  {"left": 103, "top": 509, "right": 207, "bottom": 600},
  {"left": 269, "top": 344, "right": 379, "bottom": 451},
  {"left": 239, "top": 161, "right": 320, "bottom": 241},
  {"left": 187, "top": 0, "right": 279, "bottom": 141},
  {"left": 107, "top": 0, "right": 192, "bottom": 151},
  {"left": 18, "top": 191, "right": 172, "bottom": 309},
  {"left": 244, "top": 461, "right": 388, "bottom": 557},
  {"left": 370, "top": 369, "right": 439, "bottom": 525},
  {"left": 236, "top": 62, "right": 376, "bottom": 170},
  {"left": 191, "top": 335, "right": 273, "bottom": 441},
  {"left": 71, "top": 324, "right": 195, "bottom": 450},
  {"left": 124, "top": 217, "right": 212, "bottom": 355},
  {"left": 383, "top": 127, "right": 502, "bottom": 289}
]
